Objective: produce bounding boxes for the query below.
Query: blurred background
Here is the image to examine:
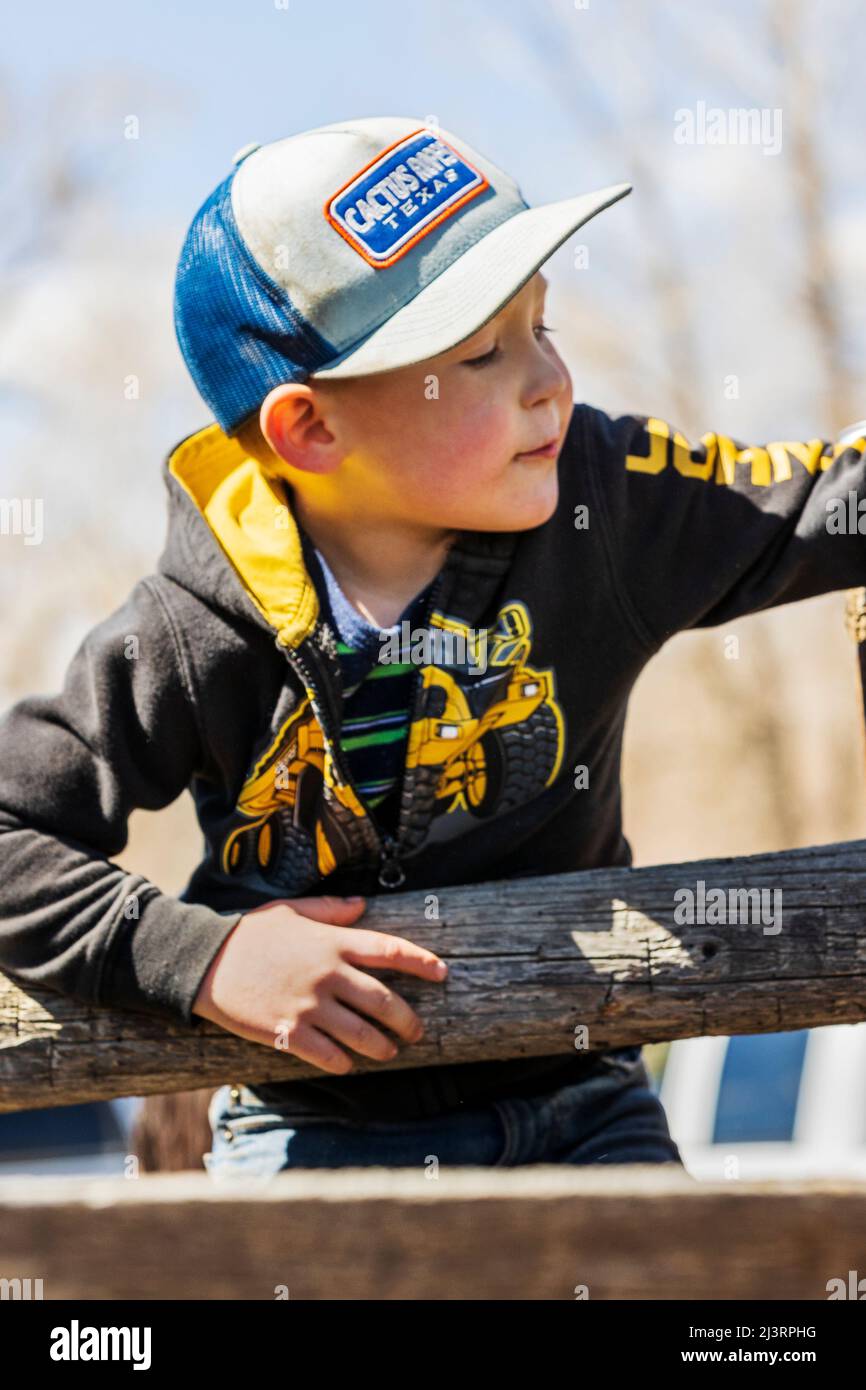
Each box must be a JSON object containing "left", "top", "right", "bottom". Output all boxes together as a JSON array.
[{"left": 1, "top": 0, "right": 865, "bottom": 1178}]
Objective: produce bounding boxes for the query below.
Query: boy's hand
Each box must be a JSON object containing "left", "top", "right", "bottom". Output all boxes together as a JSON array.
[{"left": 191, "top": 895, "right": 447, "bottom": 1075}]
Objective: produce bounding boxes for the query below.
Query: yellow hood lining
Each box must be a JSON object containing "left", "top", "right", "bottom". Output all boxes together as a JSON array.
[{"left": 167, "top": 423, "right": 319, "bottom": 648}]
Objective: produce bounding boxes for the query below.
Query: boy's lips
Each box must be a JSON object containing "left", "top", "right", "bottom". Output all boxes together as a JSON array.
[{"left": 514, "top": 436, "right": 560, "bottom": 460}]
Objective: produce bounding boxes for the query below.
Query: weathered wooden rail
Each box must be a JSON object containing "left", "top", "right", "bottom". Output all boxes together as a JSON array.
[
  {"left": 1, "top": 1168, "right": 864, "bottom": 1299},
  {"left": 3, "top": 836, "right": 866, "bottom": 1112},
  {"left": 0, "top": 594, "right": 865, "bottom": 1305}
]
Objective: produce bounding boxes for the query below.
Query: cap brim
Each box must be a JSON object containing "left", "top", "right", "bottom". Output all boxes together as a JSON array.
[{"left": 308, "top": 182, "right": 632, "bottom": 379}]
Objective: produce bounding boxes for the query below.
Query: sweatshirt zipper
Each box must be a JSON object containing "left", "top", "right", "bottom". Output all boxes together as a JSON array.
[
  {"left": 276, "top": 564, "right": 447, "bottom": 890},
  {"left": 283, "top": 637, "right": 407, "bottom": 889}
]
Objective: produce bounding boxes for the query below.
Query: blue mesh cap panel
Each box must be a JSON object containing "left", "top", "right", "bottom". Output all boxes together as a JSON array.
[{"left": 173, "top": 172, "right": 338, "bottom": 434}]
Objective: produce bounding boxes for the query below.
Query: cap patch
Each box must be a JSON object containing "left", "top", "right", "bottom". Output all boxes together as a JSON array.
[{"left": 324, "top": 127, "right": 489, "bottom": 268}]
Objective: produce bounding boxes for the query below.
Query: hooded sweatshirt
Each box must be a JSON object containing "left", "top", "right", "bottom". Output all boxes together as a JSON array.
[{"left": 0, "top": 402, "right": 864, "bottom": 1122}]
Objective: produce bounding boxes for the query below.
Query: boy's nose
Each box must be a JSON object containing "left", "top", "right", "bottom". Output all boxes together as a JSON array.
[{"left": 524, "top": 352, "right": 571, "bottom": 410}]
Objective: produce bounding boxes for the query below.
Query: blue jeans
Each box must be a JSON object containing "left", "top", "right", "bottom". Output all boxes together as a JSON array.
[{"left": 204, "top": 1050, "right": 684, "bottom": 1181}]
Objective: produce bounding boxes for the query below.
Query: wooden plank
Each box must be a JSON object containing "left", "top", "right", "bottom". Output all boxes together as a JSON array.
[
  {"left": 4, "top": 836, "right": 866, "bottom": 1111},
  {"left": 1, "top": 1169, "right": 864, "bottom": 1300}
]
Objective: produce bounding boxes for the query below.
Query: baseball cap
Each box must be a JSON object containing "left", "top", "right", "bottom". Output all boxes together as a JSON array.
[{"left": 174, "top": 115, "right": 632, "bottom": 435}]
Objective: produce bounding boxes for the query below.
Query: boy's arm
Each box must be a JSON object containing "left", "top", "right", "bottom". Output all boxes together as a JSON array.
[
  {"left": 577, "top": 405, "right": 866, "bottom": 648},
  {"left": 0, "top": 575, "right": 242, "bottom": 1025}
]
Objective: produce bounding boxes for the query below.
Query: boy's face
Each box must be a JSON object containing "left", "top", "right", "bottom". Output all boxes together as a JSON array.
[{"left": 260, "top": 269, "right": 573, "bottom": 535}]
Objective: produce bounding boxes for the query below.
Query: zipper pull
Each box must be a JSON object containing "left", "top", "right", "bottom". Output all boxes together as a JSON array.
[{"left": 377, "top": 834, "right": 406, "bottom": 889}]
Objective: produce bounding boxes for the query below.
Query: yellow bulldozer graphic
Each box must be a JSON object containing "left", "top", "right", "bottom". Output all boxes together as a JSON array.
[
  {"left": 221, "top": 695, "right": 367, "bottom": 884},
  {"left": 405, "top": 602, "right": 564, "bottom": 816},
  {"left": 222, "top": 601, "right": 564, "bottom": 883}
]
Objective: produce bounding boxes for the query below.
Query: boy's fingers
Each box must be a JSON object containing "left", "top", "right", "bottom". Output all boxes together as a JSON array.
[
  {"left": 315, "top": 999, "right": 403, "bottom": 1061},
  {"left": 278, "top": 1021, "right": 356, "bottom": 1075},
  {"left": 288, "top": 895, "right": 367, "bottom": 925},
  {"left": 341, "top": 929, "right": 448, "bottom": 979},
  {"left": 335, "top": 964, "right": 426, "bottom": 1043}
]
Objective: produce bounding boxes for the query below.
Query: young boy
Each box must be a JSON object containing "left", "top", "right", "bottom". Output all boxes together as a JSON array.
[{"left": 1, "top": 116, "right": 863, "bottom": 1179}]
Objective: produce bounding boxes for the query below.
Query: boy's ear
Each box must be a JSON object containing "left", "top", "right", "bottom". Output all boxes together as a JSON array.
[{"left": 259, "top": 383, "right": 339, "bottom": 475}]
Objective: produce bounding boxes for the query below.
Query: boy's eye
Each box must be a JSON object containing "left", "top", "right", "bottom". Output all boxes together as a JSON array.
[
  {"left": 461, "top": 323, "right": 555, "bottom": 369},
  {"left": 462, "top": 343, "right": 500, "bottom": 368}
]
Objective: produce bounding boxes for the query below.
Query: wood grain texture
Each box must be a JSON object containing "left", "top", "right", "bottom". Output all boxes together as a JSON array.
[
  {"left": 3, "top": 837, "right": 866, "bottom": 1111},
  {"left": 1, "top": 1169, "right": 864, "bottom": 1299}
]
